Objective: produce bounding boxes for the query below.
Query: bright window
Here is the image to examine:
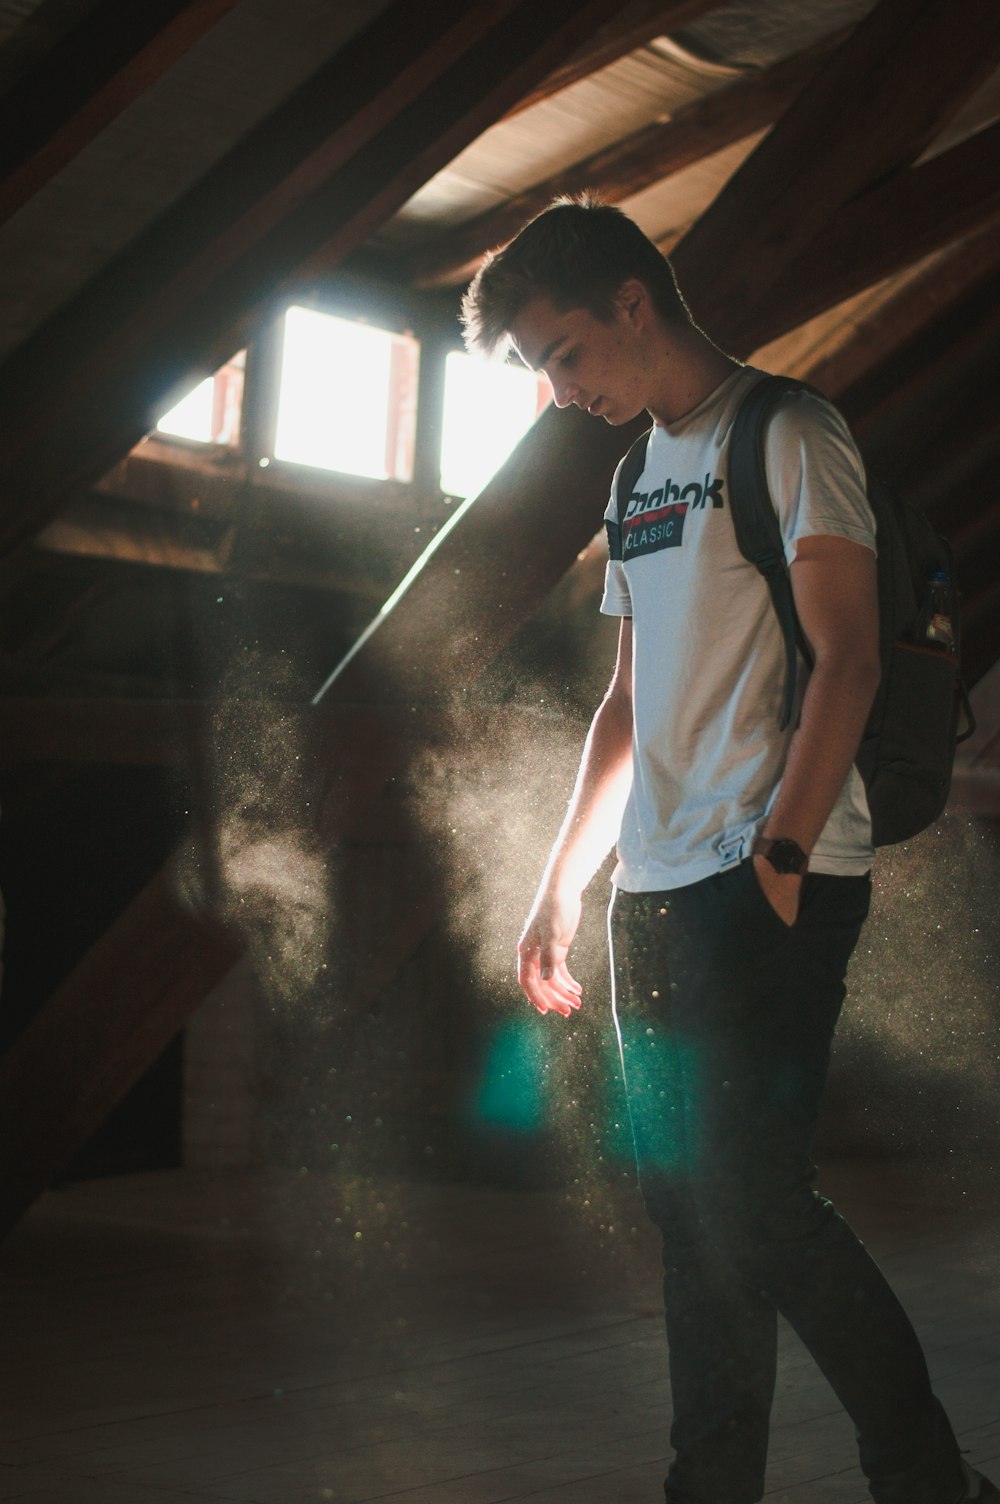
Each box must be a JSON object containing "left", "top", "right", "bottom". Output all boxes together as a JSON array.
[
  {"left": 156, "top": 351, "right": 245, "bottom": 446},
  {"left": 439, "top": 353, "right": 550, "bottom": 499},
  {"left": 273, "top": 306, "right": 418, "bottom": 481}
]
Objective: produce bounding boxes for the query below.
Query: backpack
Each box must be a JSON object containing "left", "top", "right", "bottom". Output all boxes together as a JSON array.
[{"left": 611, "top": 373, "right": 974, "bottom": 847}]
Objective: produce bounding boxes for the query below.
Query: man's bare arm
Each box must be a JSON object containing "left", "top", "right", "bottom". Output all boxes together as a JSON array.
[
  {"left": 518, "top": 618, "right": 634, "bottom": 1016},
  {"left": 754, "top": 534, "right": 880, "bottom": 924}
]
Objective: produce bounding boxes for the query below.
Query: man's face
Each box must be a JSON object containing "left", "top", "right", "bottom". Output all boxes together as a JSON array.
[{"left": 508, "top": 293, "right": 648, "bottom": 425}]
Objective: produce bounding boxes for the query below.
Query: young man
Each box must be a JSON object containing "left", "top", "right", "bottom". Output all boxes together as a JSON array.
[{"left": 461, "top": 198, "right": 995, "bottom": 1504}]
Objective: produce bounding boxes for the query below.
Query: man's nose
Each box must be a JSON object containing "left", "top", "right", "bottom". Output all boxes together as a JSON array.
[{"left": 551, "top": 376, "right": 579, "bottom": 409}]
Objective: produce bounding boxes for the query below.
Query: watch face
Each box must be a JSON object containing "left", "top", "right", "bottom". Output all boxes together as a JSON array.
[{"left": 768, "top": 839, "right": 806, "bottom": 874}]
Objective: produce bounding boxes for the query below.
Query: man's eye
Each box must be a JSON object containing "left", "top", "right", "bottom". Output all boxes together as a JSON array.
[{"left": 560, "top": 349, "right": 577, "bottom": 368}]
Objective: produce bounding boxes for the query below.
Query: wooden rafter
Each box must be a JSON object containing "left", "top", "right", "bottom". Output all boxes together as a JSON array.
[
  {"left": 800, "top": 220, "right": 1000, "bottom": 404},
  {"left": 0, "top": 0, "right": 242, "bottom": 226},
  {"left": 805, "top": 272, "right": 1000, "bottom": 676},
  {"left": 30, "top": 492, "right": 413, "bottom": 598},
  {"left": 0, "top": 0, "right": 624, "bottom": 562},
  {"left": 33, "top": 495, "right": 239, "bottom": 577},
  {"left": 672, "top": 0, "right": 1000, "bottom": 344},
  {"left": 836, "top": 276, "right": 1000, "bottom": 456},
  {"left": 861, "top": 300, "right": 1000, "bottom": 511},
  {"left": 509, "top": 0, "right": 718, "bottom": 115},
  {"left": 406, "top": 30, "right": 846, "bottom": 290},
  {"left": 315, "top": 2, "right": 1000, "bottom": 703},
  {"left": 0, "top": 867, "right": 243, "bottom": 1239},
  {"left": 7, "top": 0, "right": 1000, "bottom": 1239},
  {"left": 0, "top": 0, "right": 641, "bottom": 1239},
  {"left": 315, "top": 403, "right": 648, "bottom": 702},
  {"left": 738, "top": 123, "right": 1000, "bottom": 357}
]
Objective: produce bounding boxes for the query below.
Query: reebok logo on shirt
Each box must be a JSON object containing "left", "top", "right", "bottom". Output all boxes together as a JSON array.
[
  {"left": 623, "top": 503, "right": 686, "bottom": 558},
  {"left": 618, "top": 473, "right": 725, "bottom": 560}
]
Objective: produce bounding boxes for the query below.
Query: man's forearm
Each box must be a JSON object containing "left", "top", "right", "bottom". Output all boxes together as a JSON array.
[
  {"left": 764, "top": 648, "right": 879, "bottom": 852},
  {"left": 518, "top": 677, "right": 633, "bottom": 1014},
  {"left": 543, "top": 686, "right": 633, "bottom": 896}
]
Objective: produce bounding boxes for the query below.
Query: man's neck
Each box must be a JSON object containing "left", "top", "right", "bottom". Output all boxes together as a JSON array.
[{"left": 645, "top": 327, "right": 740, "bottom": 427}]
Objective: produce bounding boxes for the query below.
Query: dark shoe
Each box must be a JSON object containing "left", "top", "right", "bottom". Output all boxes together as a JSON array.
[{"left": 957, "top": 1460, "right": 1000, "bottom": 1502}]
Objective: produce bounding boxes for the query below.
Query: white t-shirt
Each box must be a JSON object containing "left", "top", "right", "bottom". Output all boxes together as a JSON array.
[{"left": 600, "top": 364, "right": 876, "bottom": 892}]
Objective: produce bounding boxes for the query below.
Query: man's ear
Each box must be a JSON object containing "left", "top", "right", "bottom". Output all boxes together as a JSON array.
[{"left": 615, "top": 278, "right": 649, "bottom": 328}]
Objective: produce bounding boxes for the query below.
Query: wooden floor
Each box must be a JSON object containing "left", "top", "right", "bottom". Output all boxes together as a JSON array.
[{"left": 1, "top": 1155, "right": 998, "bottom": 1504}]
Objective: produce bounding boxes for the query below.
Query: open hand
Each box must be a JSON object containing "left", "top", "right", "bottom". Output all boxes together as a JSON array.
[{"left": 517, "top": 885, "right": 584, "bottom": 1017}]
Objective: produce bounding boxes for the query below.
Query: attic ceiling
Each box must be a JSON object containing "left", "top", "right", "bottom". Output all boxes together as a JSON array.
[
  {"left": 1, "top": 0, "right": 1000, "bottom": 1231},
  {"left": 0, "top": 0, "right": 997, "bottom": 709}
]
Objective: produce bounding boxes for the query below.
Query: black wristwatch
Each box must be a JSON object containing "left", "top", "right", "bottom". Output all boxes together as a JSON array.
[{"left": 752, "top": 835, "right": 809, "bottom": 875}]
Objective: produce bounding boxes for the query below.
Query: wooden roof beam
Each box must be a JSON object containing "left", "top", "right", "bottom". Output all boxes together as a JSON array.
[
  {"left": 0, "top": 867, "right": 242, "bottom": 1240},
  {"left": 33, "top": 494, "right": 239, "bottom": 576},
  {"left": 314, "top": 3, "right": 1000, "bottom": 707},
  {"left": 798, "top": 265, "right": 1000, "bottom": 593},
  {"left": 8, "top": 1, "right": 1000, "bottom": 1239},
  {"left": 0, "top": 0, "right": 624, "bottom": 561},
  {"left": 405, "top": 30, "right": 846, "bottom": 289},
  {"left": 672, "top": 0, "right": 1000, "bottom": 346},
  {"left": 0, "top": 683, "right": 435, "bottom": 1243},
  {"left": 737, "top": 122, "right": 1000, "bottom": 358},
  {"left": 30, "top": 493, "right": 409, "bottom": 597},
  {"left": 314, "top": 403, "right": 648, "bottom": 703},
  {"left": 509, "top": 0, "right": 719, "bottom": 116},
  {"left": 0, "top": 0, "right": 637, "bottom": 1240},
  {"left": 0, "top": 0, "right": 242, "bottom": 226},
  {"left": 863, "top": 323, "right": 1000, "bottom": 509},
  {"left": 834, "top": 271, "right": 1000, "bottom": 451},
  {"left": 799, "top": 221, "right": 1000, "bottom": 404}
]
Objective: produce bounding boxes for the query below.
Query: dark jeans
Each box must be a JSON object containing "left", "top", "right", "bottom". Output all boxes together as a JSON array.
[{"left": 609, "top": 862, "right": 963, "bottom": 1504}]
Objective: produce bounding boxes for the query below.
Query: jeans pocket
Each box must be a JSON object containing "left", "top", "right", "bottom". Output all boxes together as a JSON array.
[{"left": 743, "top": 857, "right": 796, "bottom": 932}]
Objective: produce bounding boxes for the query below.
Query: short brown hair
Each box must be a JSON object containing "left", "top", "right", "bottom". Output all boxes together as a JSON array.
[{"left": 461, "top": 194, "right": 690, "bottom": 359}]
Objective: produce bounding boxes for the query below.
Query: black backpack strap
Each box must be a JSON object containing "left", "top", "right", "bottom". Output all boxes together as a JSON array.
[
  {"left": 728, "top": 374, "right": 811, "bottom": 730},
  {"left": 607, "top": 426, "right": 653, "bottom": 561}
]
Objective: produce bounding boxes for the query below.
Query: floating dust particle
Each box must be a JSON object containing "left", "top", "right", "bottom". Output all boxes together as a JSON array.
[
  {"left": 177, "top": 644, "right": 334, "bottom": 1007},
  {"left": 836, "top": 813, "right": 1000, "bottom": 1154}
]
